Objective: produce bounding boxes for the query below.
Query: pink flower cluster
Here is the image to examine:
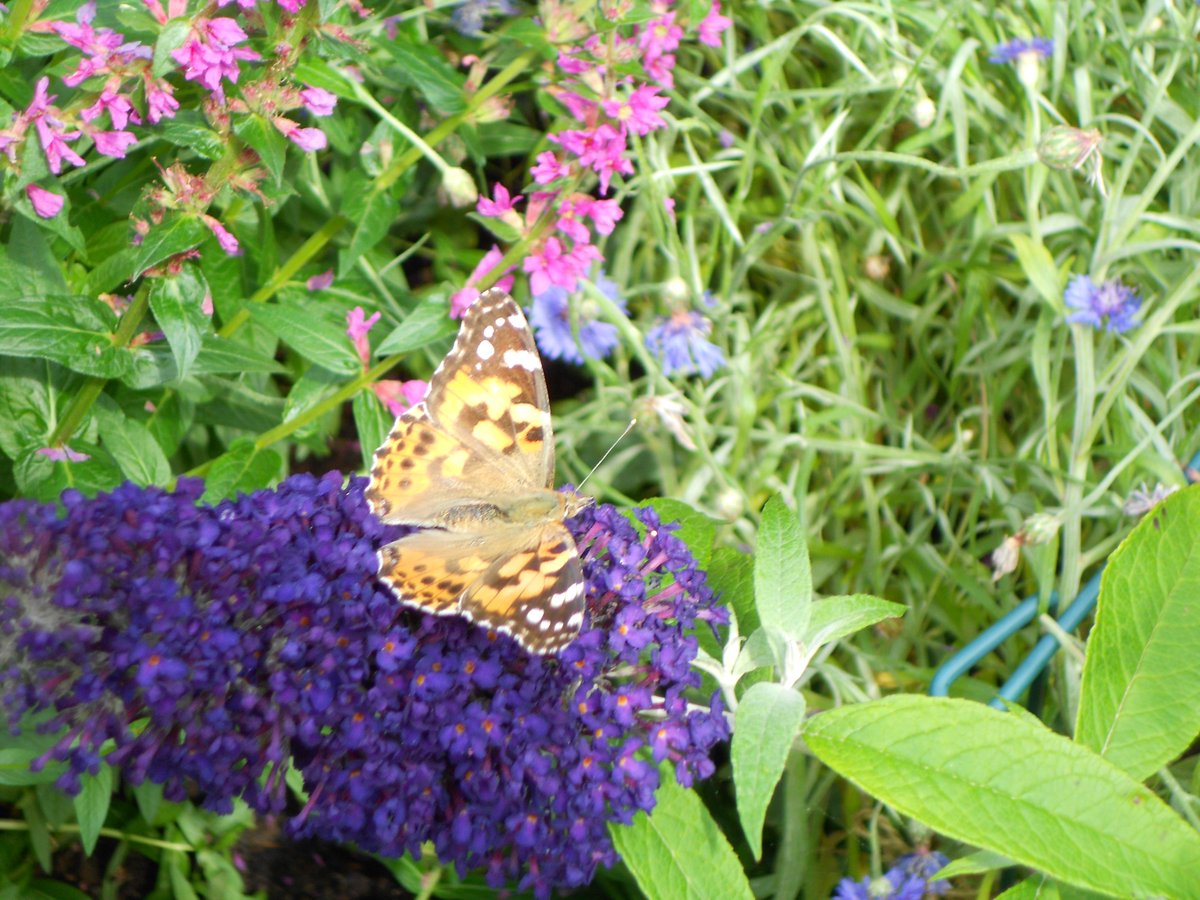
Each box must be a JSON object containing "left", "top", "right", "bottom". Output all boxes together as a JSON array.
[
  {"left": 468, "top": 0, "right": 731, "bottom": 302},
  {"left": 12, "top": 0, "right": 336, "bottom": 234}
]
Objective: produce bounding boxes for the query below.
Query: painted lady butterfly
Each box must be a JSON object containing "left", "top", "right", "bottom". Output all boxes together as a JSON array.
[{"left": 365, "top": 289, "right": 590, "bottom": 654}]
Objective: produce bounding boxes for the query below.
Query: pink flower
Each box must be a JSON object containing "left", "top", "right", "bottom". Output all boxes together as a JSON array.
[
  {"left": 524, "top": 236, "right": 595, "bottom": 296},
  {"left": 551, "top": 125, "right": 632, "bottom": 194},
  {"left": 476, "top": 184, "right": 522, "bottom": 218},
  {"left": 25, "top": 184, "right": 64, "bottom": 219},
  {"left": 663, "top": 196, "right": 676, "bottom": 219},
  {"left": 602, "top": 85, "right": 670, "bottom": 136},
  {"left": 557, "top": 48, "right": 592, "bottom": 75},
  {"left": 556, "top": 90, "right": 595, "bottom": 123},
  {"left": 202, "top": 214, "right": 240, "bottom": 255},
  {"left": 307, "top": 269, "right": 334, "bottom": 291},
  {"left": 346, "top": 306, "right": 381, "bottom": 365},
  {"left": 697, "top": 1, "right": 732, "bottom": 47},
  {"left": 38, "top": 445, "right": 90, "bottom": 463},
  {"left": 640, "top": 12, "right": 683, "bottom": 59},
  {"left": 300, "top": 85, "right": 337, "bottom": 116},
  {"left": 272, "top": 117, "right": 327, "bottom": 151},
  {"left": 645, "top": 53, "right": 676, "bottom": 88},
  {"left": 171, "top": 18, "right": 261, "bottom": 101},
  {"left": 372, "top": 379, "right": 427, "bottom": 417},
  {"left": 35, "top": 118, "right": 86, "bottom": 174},
  {"left": 145, "top": 80, "right": 179, "bottom": 123},
  {"left": 585, "top": 197, "right": 622, "bottom": 234},
  {"left": 92, "top": 130, "right": 137, "bottom": 158},
  {"left": 81, "top": 87, "right": 141, "bottom": 129},
  {"left": 451, "top": 245, "right": 515, "bottom": 318},
  {"left": 277, "top": 0, "right": 306, "bottom": 11},
  {"left": 531, "top": 151, "right": 570, "bottom": 185},
  {"left": 142, "top": 0, "right": 188, "bottom": 25}
]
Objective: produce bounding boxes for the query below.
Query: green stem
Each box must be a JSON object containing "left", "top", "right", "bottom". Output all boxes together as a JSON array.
[{"left": 0, "top": 819, "right": 192, "bottom": 852}]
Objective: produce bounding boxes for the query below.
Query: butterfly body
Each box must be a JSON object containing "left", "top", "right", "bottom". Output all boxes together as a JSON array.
[{"left": 365, "top": 289, "right": 590, "bottom": 654}]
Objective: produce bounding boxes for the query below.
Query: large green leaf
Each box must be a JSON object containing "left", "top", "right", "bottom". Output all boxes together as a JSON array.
[
  {"left": 0, "top": 296, "right": 133, "bottom": 379},
  {"left": 94, "top": 401, "right": 172, "bottom": 487},
  {"left": 384, "top": 34, "right": 467, "bottom": 114},
  {"left": 73, "top": 763, "right": 114, "bottom": 856},
  {"left": 732, "top": 682, "right": 806, "bottom": 860},
  {"left": 131, "top": 215, "right": 208, "bottom": 278},
  {"left": 754, "top": 496, "right": 812, "bottom": 638},
  {"left": 803, "top": 594, "right": 906, "bottom": 651},
  {"left": 251, "top": 299, "right": 360, "bottom": 375},
  {"left": 1075, "top": 485, "right": 1200, "bottom": 780},
  {"left": 805, "top": 695, "right": 1200, "bottom": 898},
  {"left": 374, "top": 302, "right": 459, "bottom": 357},
  {"left": 149, "top": 265, "right": 210, "bottom": 381},
  {"left": 609, "top": 768, "right": 753, "bottom": 900}
]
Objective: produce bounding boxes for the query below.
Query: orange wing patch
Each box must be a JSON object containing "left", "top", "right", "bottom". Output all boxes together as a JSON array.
[
  {"left": 365, "top": 405, "right": 472, "bottom": 523},
  {"left": 377, "top": 531, "right": 496, "bottom": 616}
]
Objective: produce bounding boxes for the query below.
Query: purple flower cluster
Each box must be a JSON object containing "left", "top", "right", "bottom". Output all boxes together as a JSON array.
[
  {"left": 1064, "top": 274, "right": 1141, "bottom": 333},
  {"left": 0, "top": 472, "right": 727, "bottom": 896},
  {"left": 834, "top": 851, "right": 951, "bottom": 900}
]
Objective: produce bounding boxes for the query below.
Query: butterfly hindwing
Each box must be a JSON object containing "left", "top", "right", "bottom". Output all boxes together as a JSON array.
[
  {"left": 377, "top": 529, "right": 498, "bottom": 617},
  {"left": 460, "top": 522, "right": 585, "bottom": 654}
]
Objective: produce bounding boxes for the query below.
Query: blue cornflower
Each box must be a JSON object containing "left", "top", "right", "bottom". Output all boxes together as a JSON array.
[
  {"left": 0, "top": 473, "right": 728, "bottom": 898},
  {"left": 988, "top": 37, "right": 1053, "bottom": 64},
  {"left": 1064, "top": 274, "right": 1141, "bottom": 333},
  {"left": 645, "top": 308, "right": 726, "bottom": 377},
  {"left": 450, "top": 0, "right": 517, "bottom": 37},
  {"left": 529, "top": 274, "right": 626, "bottom": 365}
]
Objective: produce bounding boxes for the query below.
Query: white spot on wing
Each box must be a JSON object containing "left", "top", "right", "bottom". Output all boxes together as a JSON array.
[
  {"left": 566, "top": 612, "right": 583, "bottom": 628},
  {"left": 503, "top": 349, "right": 540, "bottom": 371},
  {"left": 483, "top": 325, "right": 494, "bottom": 338},
  {"left": 526, "top": 607, "right": 544, "bottom": 624},
  {"left": 477, "top": 339, "right": 495, "bottom": 360}
]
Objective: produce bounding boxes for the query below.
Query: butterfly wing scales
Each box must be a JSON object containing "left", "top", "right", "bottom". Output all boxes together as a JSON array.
[{"left": 377, "top": 530, "right": 497, "bottom": 617}]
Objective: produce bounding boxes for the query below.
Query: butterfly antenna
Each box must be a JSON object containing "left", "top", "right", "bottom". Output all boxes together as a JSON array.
[{"left": 577, "top": 418, "right": 637, "bottom": 491}]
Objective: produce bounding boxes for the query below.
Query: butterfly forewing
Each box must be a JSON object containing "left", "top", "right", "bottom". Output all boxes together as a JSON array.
[{"left": 366, "top": 288, "right": 587, "bottom": 655}]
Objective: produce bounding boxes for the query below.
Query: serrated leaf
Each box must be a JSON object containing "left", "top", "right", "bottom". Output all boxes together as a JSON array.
[
  {"left": 201, "top": 440, "right": 282, "bottom": 503},
  {"left": 639, "top": 498, "right": 718, "bottom": 569},
  {"left": 234, "top": 114, "right": 287, "bottom": 186},
  {"left": 732, "top": 682, "right": 806, "bottom": 860},
  {"left": 251, "top": 300, "right": 359, "bottom": 375},
  {"left": 73, "top": 763, "right": 113, "bottom": 856},
  {"left": 153, "top": 17, "right": 193, "bottom": 78},
  {"left": 149, "top": 265, "right": 210, "bottom": 381},
  {"left": 131, "top": 215, "right": 208, "bottom": 278},
  {"left": 803, "top": 594, "right": 906, "bottom": 651},
  {"left": 1075, "top": 485, "right": 1200, "bottom": 780},
  {"left": 804, "top": 695, "right": 1200, "bottom": 898},
  {"left": 754, "top": 496, "right": 812, "bottom": 639},
  {"left": 375, "top": 302, "right": 458, "bottom": 356},
  {"left": 609, "top": 767, "right": 753, "bottom": 900},
  {"left": 0, "top": 296, "right": 133, "bottom": 379}
]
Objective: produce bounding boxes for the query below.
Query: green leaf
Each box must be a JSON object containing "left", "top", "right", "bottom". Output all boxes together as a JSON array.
[
  {"left": 1008, "top": 234, "right": 1061, "bottom": 308},
  {"left": 353, "top": 389, "right": 391, "bottom": 470},
  {"left": 73, "top": 762, "right": 113, "bottom": 856},
  {"left": 94, "top": 402, "right": 172, "bottom": 487},
  {"left": 156, "top": 115, "right": 225, "bottom": 160},
  {"left": 731, "top": 682, "right": 807, "bottom": 860},
  {"left": 708, "top": 547, "right": 755, "bottom": 633},
  {"left": 754, "top": 496, "right": 812, "bottom": 639},
  {"left": 166, "top": 850, "right": 200, "bottom": 900},
  {"left": 153, "top": 17, "right": 193, "bottom": 78},
  {"left": 0, "top": 216, "right": 66, "bottom": 300},
  {"left": 193, "top": 334, "right": 284, "bottom": 375},
  {"left": 385, "top": 35, "right": 467, "bottom": 114},
  {"left": 340, "top": 178, "right": 395, "bottom": 275},
  {"left": 1075, "top": 485, "right": 1200, "bottom": 780},
  {"left": 234, "top": 114, "right": 287, "bottom": 186},
  {"left": 803, "top": 594, "right": 906, "bottom": 651},
  {"left": 804, "top": 695, "right": 1200, "bottom": 898},
  {"left": 609, "top": 767, "right": 753, "bottom": 900},
  {"left": 201, "top": 440, "right": 282, "bottom": 504},
  {"left": 149, "top": 265, "right": 210, "bottom": 381},
  {"left": 132, "top": 779, "right": 164, "bottom": 826},
  {"left": 639, "top": 498, "right": 718, "bottom": 569},
  {"left": 0, "top": 296, "right": 134, "bottom": 379},
  {"left": 251, "top": 300, "right": 360, "bottom": 375},
  {"left": 131, "top": 215, "right": 208, "bottom": 279},
  {"left": 375, "top": 302, "right": 458, "bottom": 356}
]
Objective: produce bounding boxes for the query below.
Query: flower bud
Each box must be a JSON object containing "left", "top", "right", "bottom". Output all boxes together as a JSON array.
[
  {"left": 1037, "top": 126, "right": 1101, "bottom": 171},
  {"left": 440, "top": 166, "right": 479, "bottom": 208}
]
